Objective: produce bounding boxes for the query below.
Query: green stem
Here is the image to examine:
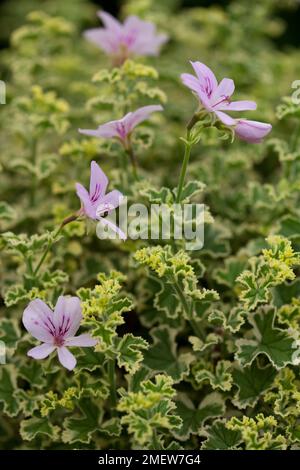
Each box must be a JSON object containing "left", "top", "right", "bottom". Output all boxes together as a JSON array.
[
  {"left": 30, "top": 138, "right": 38, "bottom": 206},
  {"left": 33, "top": 213, "right": 78, "bottom": 277},
  {"left": 176, "top": 130, "right": 192, "bottom": 203},
  {"left": 26, "top": 257, "right": 34, "bottom": 276},
  {"left": 125, "top": 145, "right": 138, "bottom": 180},
  {"left": 173, "top": 281, "right": 205, "bottom": 340},
  {"left": 152, "top": 429, "right": 160, "bottom": 450},
  {"left": 108, "top": 358, "right": 117, "bottom": 416}
]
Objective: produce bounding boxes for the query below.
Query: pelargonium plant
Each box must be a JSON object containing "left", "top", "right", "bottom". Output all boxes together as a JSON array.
[{"left": 1, "top": 0, "right": 300, "bottom": 454}]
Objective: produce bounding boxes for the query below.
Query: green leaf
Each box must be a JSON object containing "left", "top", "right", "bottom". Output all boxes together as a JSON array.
[
  {"left": 0, "top": 366, "right": 20, "bottom": 417},
  {"left": 40, "top": 269, "right": 69, "bottom": 289},
  {"left": 20, "top": 416, "right": 60, "bottom": 441},
  {"left": 118, "top": 374, "right": 182, "bottom": 448},
  {"left": 226, "top": 414, "right": 287, "bottom": 450},
  {"left": 208, "top": 307, "right": 246, "bottom": 333},
  {"left": 173, "top": 393, "right": 225, "bottom": 440},
  {"left": 264, "top": 368, "right": 300, "bottom": 419},
  {"left": 0, "top": 318, "right": 21, "bottom": 354},
  {"left": 19, "top": 361, "right": 47, "bottom": 389},
  {"left": 62, "top": 399, "right": 102, "bottom": 444},
  {"left": 4, "top": 285, "right": 27, "bottom": 307},
  {"left": 232, "top": 362, "right": 277, "bottom": 409},
  {"left": 78, "top": 271, "right": 133, "bottom": 352},
  {"left": 201, "top": 420, "right": 242, "bottom": 450},
  {"left": 143, "top": 327, "right": 194, "bottom": 382},
  {"left": 35, "top": 153, "right": 58, "bottom": 180},
  {"left": 0, "top": 202, "right": 17, "bottom": 223},
  {"left": 276, "top": 95, "right": 300, "bottom": 120},
  {"left": 16, "top": 390, "right": 40, "bottom": 417},
  {"left": 176, "top": 180, "right": 205, "bottom": 202},
  {"left": 213, "top": 257, "right": 247, "bottom": 289},
  {"left": 277, "top": 215, "right": 300, "bottom": 241},
  {"left": 194, "top": 360, "right": 233, "bottom": 392},
  {"left": 237, "top": 268, "right": 270, "bottom": 311},
  {"left": 141, "top": 186, "right": 174, "bottom": 204},
  {"left": 100, "top": 418, "right": 122, "bottom": 437},
  {"left": 75, "top": 348, "right": 105, "bottom": 372},
  {"left": 201, "top": 223, "right": 231, "bottom": 258},
  {"left": 235, "top": 307, "right": 300, "bottom": 369},
  {"left": 238, "top": 236, "right": 300, "bottom": 311},
  {"left": 116, "top": 333, "right": 149, "bottom": 374},
  {"left": 154, "top": 279, "right": 181, "bottom": 319},
  {"left": 189, "top": 333, "right": 220, "bottom": 352}
]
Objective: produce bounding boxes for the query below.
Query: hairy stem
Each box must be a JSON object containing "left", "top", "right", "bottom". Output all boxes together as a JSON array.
[
  {"left": 152, "top": 429, "right": 161, "bottom": 450},
  {"left": 173, "top": 281, "right": 205, "bottom": 340},
  {"left": 108, "top": 358, "right": 117, "bottom": 416},
  {"left": 125, "top": 145, "right": 138, "bottom": 180},
  {"left": 176, "top": 130, "right": 192, "bottom": 203},
  {"left": 30, "top": 138, "right": 38, "bottom": 206},
  {"left": 33, "top": 213, "right": 79, "bottom": 276}
]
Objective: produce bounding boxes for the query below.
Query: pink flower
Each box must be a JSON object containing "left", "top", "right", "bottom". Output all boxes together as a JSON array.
[
  {"left": 79, "top": 105, "right": 163, "bottom": 148},
  {"left": 234, "top": 119, "right": 272, "bottom": 144},
  {"left": 23, "top": 296, "right": 97, "bottom": 371},
  {"left": 181, "top": 61, "right": 272, "bottom": 143},
  {"left": 76, "top": 161, "right": 126, "bottom": 240},
  {"left": 181, "top": 61, "right": 257, "bottom": 126},
  {"left": 84, "top": 11, "right": 168, "bottom": 64}
]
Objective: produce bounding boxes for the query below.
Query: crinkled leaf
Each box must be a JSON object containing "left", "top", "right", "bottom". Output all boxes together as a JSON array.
[
  {"left": 235, "top": 307, "right": 300, "bottom": 369},
  {"left": 143, "top": 327, "right": 194, "bottom": 382},
  {"left": 173, "top": 393, "right": 225, "bottom": 440}
]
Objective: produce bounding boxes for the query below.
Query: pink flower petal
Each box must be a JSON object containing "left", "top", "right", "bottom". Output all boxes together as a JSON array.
[
  {"left": 218, "top": 100, "right": 257, "bottom": 111},
  {"left": 53, "top": 296, "right": 82, "bottom": 339},
  {"left": 95, "top": 190, "right": 124, "bottom": 216},
  {"left": 181, "top": 73, "right": 212, "bottom": 110},
  {"left": 92, "top": 121, "right": 121, "bottom": 139},
  {"left": 124, "top": 15, "right": 154, "bottom": 35},
  {"left": 65, "top": 333, "right": 98, "bottom": 347},
  {"left": 181, "top": 73, "right": 203, "bottom": 94},
  {"left": 235, "top": 119, "right": 272, "bottom": 143},
  {"left": 57, "top": 346, "right": 77, "bottom": 370},
  {"left": 27, "top": 343, "right": 55, "bottom": 359},
  {"left": 125, "top": 105, "right": 163, "bottom": 133},
  {"left": 83, "top": 29, "right": 117, "bottom": 54},
  {"left": 75, "top": 182, "right": 95, "bottom": 219},
  {"left": 212, "top": 78, "right": 235, "bottom": 105},
  {"left": 131, "top": 33, "right": 168, "bottom": 56},
  {"left": 123, "top": 16, "right": 168, "bottom": 55},
  {"left": 99, "top": 217, "right": 127, "bottom": 240},
  {"left": 89, "top": 161, "right": 108, "bottom": 199},
  {"left": 78, "top": 127, "right": 106, "bottom": 137},
  {"left": 23, "top": 299, "right": 55, "bottom": 343},
  {"left": 190, "top": 61, "right": 218, "bottom": 96},
  {"left": 98, "top": 11, "right": 122, "bottom": 34},
  {"left": 84, "top": 11, "right": 166, "bottom": 58},
  {"left": 214, "top": 110, "right": 237, "bottom": 126}
]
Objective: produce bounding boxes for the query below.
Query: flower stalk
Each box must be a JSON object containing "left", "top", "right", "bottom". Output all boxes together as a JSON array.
[
  {"left": 176, "top": 129, "right": 192, "bottom": 203},
  {"left": 33, "top": 213, "right": 79, "bottom": 277},
  {"left": 108, "top": 357, "right": 117, "bottom": 416}
]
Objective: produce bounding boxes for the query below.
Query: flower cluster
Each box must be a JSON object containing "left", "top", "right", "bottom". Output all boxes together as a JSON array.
[
  {"left": 84, "top": 11, "right": 168, "bottom": 65},
  {"left": 181, "top": 61, "right": 272, "bottom": 143},
  {"left": 23, "top": 296, "right": 97, "bottom": 370}
]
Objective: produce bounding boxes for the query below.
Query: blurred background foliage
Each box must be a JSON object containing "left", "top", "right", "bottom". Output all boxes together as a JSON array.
[{"left": 1, "top": 0, "right": 300, "bottom": 48}]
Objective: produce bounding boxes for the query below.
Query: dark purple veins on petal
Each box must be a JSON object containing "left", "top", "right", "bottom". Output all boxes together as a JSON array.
[{"left": 91, "top": 183, "right": 102, "bottom": 202}]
